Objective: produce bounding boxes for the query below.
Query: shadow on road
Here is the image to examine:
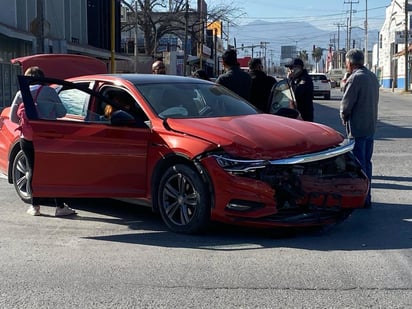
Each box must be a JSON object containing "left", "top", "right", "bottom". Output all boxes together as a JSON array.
[{"left": 67, "top": 197, "right": 412, "bottom": 252}]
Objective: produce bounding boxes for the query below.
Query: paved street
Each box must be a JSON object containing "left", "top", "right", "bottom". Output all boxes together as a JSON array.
[{"left": 0, "top": 88, "right": 411, "bottom": 308}]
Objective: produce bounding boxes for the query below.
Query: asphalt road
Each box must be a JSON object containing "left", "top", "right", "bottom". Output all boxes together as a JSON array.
[{"left": 0, "top": 88, "right": 411, "bottom": 308}]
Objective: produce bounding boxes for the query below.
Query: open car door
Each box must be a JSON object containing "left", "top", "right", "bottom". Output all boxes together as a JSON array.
[
  {"left": 18, "top": 75, "right": 151, "bottom": 199},
  {"left": 267, "top": 79, "right": 301, "bottom": 119}
]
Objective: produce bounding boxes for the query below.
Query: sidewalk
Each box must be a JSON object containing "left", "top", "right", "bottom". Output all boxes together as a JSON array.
[{"left": 380, "top": 87, "right": 412, "bottom": 95}]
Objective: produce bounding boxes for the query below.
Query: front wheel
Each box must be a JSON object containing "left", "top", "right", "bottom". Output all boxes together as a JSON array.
[
  {"left": 12, "top": 150, "right": 32, "bottom": 203},
  {"left": 157, "top": 164, "right": 210, "bottom": 234}
]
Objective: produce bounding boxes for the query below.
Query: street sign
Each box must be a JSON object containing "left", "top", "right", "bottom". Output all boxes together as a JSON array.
[{"left": 395, "top": 30, "right": 412, "bottom": 44}]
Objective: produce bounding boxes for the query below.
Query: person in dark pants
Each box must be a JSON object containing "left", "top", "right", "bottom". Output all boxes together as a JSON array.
[
  {"left": 340, "top": 49, "right": 379, "bottom": 208},
  {"left": 215, "top": 49, "right": 251, "bottom": 101},
  {"left": 285, "top": 58, "right": 314, "bottom": 121},
  {"left": 13, "top": 66, "right": 77, "bottom": 216},
  {"left": 248, "top": 58, "right": 277, "bottom": 112}
]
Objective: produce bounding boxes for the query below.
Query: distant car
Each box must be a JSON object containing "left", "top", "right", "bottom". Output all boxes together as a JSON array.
[
  {"left": 0, "top": 54, "right": 369, "bottom": 234},
  {"left": 328, "top": 69, "right": 346, "bottom": 87},
  {"left": 340, "top": 72, "right": 351, "bottom": 92},
  {"left": 309, "top": 73, "right": 331, "bottom": 100}
]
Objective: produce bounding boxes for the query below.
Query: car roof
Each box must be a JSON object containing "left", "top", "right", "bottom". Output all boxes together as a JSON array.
[{"left": 70, "top": 73, "right": 213, "bottom": 85}]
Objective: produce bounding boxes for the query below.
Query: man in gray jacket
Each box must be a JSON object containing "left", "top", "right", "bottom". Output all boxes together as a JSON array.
[{"left": 340, "top": 49, "right": 379, "bottom": 208}]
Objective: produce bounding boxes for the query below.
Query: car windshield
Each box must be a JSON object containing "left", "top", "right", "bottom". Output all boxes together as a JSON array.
[{"left": 135, "top": 82, "right": 258, "bottom": 119}]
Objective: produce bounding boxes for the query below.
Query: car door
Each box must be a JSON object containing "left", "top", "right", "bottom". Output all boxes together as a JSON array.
[{"left": 19, "top": 75, "right": 151, "bottom": 199}]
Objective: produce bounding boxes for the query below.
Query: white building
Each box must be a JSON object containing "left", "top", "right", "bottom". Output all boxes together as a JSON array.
[{"left": 378, "top": 0, "right": 412, "bottom": 88}]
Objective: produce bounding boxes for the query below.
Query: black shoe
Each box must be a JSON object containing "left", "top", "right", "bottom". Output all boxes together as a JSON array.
[{"left": 364, "top": 201, "right": 372, "bottom": 208}]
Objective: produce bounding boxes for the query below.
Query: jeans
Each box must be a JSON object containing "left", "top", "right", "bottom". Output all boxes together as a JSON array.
[{"left": 351, "top": 136, "right": 374, "bottom": 204}]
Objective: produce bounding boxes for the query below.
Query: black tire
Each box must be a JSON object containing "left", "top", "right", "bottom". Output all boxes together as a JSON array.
[
  {"left": 157, "top": 164, "right": 210, "bottom": 234},
  {"left": 12, "top": 150, "right": 32, "bottom": 203},
  {"left": 325, "top": 93, "right": 331, "bottom": 100}
]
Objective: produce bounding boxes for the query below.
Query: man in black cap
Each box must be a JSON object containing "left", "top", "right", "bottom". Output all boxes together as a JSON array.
[{"left": 285, "top": 58, "right": 314, "bottom": 121}]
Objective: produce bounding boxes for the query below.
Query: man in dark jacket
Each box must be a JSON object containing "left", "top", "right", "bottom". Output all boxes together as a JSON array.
[
  {"left": 216, "top": 49, "right": 251, "bottom": 100},
  {"left": 285, "top": 58, "right": 314, "bottom": 121},
  {"left": 248, "top": 58, "right": 277, "bottom": 112}
]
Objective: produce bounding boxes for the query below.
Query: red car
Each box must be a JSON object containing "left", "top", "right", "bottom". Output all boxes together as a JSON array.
[{"left": 0, "top": 54, "right": 368, "bottom": 233}]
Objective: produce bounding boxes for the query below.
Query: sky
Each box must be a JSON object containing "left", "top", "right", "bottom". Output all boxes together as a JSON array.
[
  {"left": 215, "top": 0, "right": 392, "bottom": 61},
  {"left": 234, "top": 0, "right": 390, "bottom": 30}
]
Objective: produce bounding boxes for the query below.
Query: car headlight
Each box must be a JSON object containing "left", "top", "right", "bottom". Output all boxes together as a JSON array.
[{"left": 212, "top": 154, "right": 269, "bottom": 173}]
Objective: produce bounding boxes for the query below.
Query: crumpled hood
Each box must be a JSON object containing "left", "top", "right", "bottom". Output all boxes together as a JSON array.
[{"left": 165, "top": 114, "right": 344, "bottom": 159}]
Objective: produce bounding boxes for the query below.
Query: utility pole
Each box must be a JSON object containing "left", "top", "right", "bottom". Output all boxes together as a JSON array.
[
  {"left": 183, "top": 0, "right": 189, "bottom": 76},
  {"left": 346, "top": 17, "right": 350, "bottom": 51},
  {"left": 364, "top": 0, "right": 368, "bottom": 68},
  {"left": 404, "top": 0, "right": 409, "bottom": 92},
  {"left": 110, "top": 0, "right": 116, "bottom": 73},
  {"left": 344, "top": 0, "right": 359, "bottom": 51},
  {"left": 260, "top": 41, "right": 269, "bottom": 71},
  {"left": 134, "top": 1, "right": 139, "bottom": 72},
  {"left": 334, "top": 22, "right": 346, "bottom": 68}
]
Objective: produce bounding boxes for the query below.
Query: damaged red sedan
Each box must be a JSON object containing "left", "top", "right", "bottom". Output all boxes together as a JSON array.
[{"left": 0, "top": 55, "right": 368, "bottom": 234}]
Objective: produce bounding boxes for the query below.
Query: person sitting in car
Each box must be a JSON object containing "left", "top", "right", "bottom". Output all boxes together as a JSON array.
[{"left": 102, "top": 92, "right": 134, "bottom": 120}]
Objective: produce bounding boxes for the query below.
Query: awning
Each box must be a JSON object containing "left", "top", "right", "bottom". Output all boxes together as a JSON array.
[
  {"left": 187, "top": 56, "right": 214, "bottom": 67},
  {"left": 0, "top": 22, "right": 35, "bottom": 42},
  {"left": 395, "top": 44, "right": 412, "bottom": 57}
]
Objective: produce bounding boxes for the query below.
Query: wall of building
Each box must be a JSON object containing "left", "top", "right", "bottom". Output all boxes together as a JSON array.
[{"left": 379, "top": 1, "right": 412, "bottom": 89}]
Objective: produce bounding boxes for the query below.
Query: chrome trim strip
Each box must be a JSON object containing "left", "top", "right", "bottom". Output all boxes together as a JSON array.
[
  {"left": 269, "top": 139, "right": 354, "bottom": 165},
  {"left": 213, "top": 140, "right": 354, "bottom": 172}
]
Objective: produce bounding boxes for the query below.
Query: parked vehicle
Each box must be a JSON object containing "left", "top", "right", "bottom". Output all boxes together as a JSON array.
[
  {"left": 0, "top": 54, "right": 368, "bottom": 234},
  {"left": 340, "top": 72, "right": 351, "bottom": 92},
  {"left": 328, "top": 69, "right": 346, "bottom": 87},
  {"left": 309, "top": 73, "right": 331, "bottom": 100}
]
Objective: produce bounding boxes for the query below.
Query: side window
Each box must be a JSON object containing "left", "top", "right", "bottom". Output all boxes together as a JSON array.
[{"left": 98, "top": 87, "right": 149, "bottom": 122}]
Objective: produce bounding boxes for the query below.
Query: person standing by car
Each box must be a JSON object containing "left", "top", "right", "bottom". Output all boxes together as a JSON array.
[
  {"left": 11, "top": 66, "right": 77, "bottom": 216},
  {"left": 248, "top": 58, "right": 277, "bottom": 112},
  {"left": 216, "top": 49, "right": 251, "bottom": 101},
  {"left": 285, "top": 58, "right": 314, "bottom": 121},
  {"left": 152, "top": 60, "right": 166, "bottom": 74},
  {"left": 192, "top": 69, "right": 211, "bottom": 81},
  {"left": 340, "top": 49, "right": 379, "bottom": 208}
]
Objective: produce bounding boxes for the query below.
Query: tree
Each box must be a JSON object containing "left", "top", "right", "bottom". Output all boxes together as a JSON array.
[
  {"left": 312, "top": 47, "right": 323, "bottom": 73},
  {"left": 122, "top": 0, "right": 245, "bottom": 56},
  {"left": 297, "top": 50, "right": 309, "bottom": 66}
]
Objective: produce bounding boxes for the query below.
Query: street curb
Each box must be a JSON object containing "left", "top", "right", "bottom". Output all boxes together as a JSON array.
[{"left": 379, "top": 88, "right": 412, "bottom": 95}]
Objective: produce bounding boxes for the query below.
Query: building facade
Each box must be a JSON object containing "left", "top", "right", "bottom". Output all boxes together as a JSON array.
[
  {"left": 378, "top": 0, "right": 412, "bottom": 89},
  {"left": 0, "top": 0, "right": 128, "bottom": 109}
]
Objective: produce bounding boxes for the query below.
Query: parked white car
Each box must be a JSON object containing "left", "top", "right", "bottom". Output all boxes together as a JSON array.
[{"left": 309, "top": 73, "right": 331, "bottom": 100}]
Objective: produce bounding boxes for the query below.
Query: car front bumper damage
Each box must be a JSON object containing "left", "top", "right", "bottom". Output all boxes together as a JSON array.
[{"left": 201, "top": 140, "right": 369, "bottom": 227}]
